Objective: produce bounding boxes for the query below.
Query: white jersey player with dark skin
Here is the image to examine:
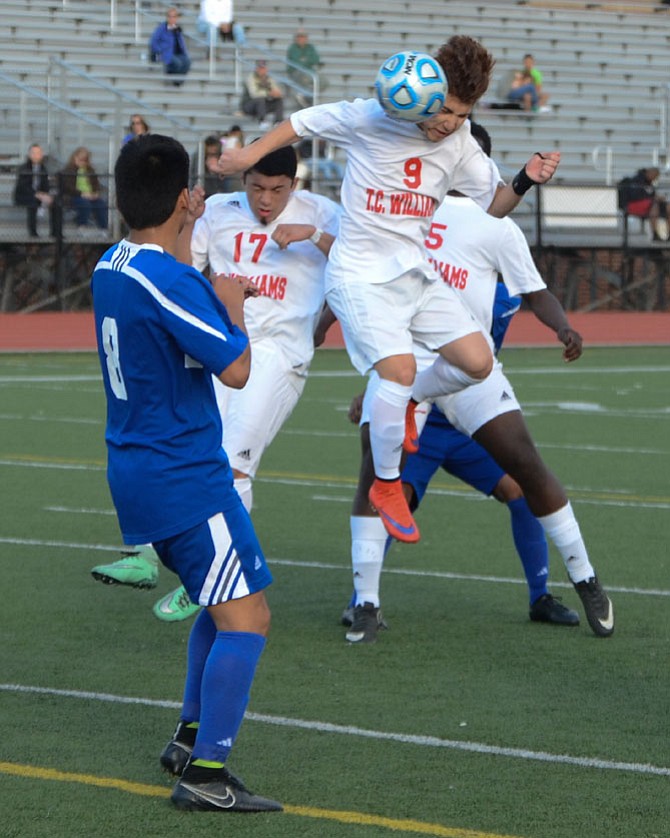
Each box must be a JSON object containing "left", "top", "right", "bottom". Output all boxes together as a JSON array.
[
  {"left": 414, "top": 196, "right": 614, "bottom": 637},
  {"left": 219, "top": 35, "right": 561, "bottom": 544},
  {"left": 416, "top": 190, "right": 614, "bottom": 636}
]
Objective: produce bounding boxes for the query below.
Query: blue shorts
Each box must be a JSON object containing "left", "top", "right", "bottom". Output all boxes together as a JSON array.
[
  {"left": 401, "top": 406, "right": 505, "bottom": 504},
  {"left": 153, "top": 502, "right": 272, "bottom": 606},
  {"left": 508, "top": 84, "right": 538, "bottom": 107}
]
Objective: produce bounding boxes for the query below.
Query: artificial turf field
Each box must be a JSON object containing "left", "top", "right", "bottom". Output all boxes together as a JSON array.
[{"left": 0, "top": 345, "right": 668, "bottom": 838}]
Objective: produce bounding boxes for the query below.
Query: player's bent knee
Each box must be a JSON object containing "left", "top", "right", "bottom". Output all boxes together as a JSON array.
[
  {"left": 374, "top": 354, "right": 416, "bottom": 387},
  {"left": 492, "top": 474, "right": 524, "bottom": 503},
  {"left": 464, "top": 352, "right": 493, "bottom": 381}
]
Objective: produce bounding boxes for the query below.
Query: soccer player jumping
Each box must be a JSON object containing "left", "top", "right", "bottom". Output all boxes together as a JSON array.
[{"left": 220, "top": 36, "right": 560, "bottom": 544}]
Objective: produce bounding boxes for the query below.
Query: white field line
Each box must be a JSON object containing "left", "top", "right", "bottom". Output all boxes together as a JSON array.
[
  {"left": 1, "top": 365, "right": 670, "bottom": 385},
  {"left": 0, "top": 457, "right": 666, "bottom": 508},
  {"left": 310, "top": 489, "right": 670, "bottom": 511},
  {"left": 45, "top": 506, "right": 117, "bottom": 516},
  {"left": 267, "top": 558, "right": 670, "bottom": 598},
  {"left": 1, "top": 410, "right": 667, "bottom": 454},
  {"left": 0, "top": 375, "right": 102, "bottom": 383},
  {"left": 0, "top": 683, "right": 667, "bottom": 778},
  {"left": 2, "top": 408, "right": 670, "bottom": 433},
  {"left": 0, "top": 459, "right": 105, "bottom": 471},
  {"left": 1, "top": 535, "right": 668, "bottom": 598},
  {"left": 500, "top": 365, "right": 670, "bottom": 375},
  {"left": 280, "top": 428, "right": 670, "bottom": 450}
]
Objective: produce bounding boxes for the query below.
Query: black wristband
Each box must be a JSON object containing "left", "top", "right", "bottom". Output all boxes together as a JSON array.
[{"left": 512, "top": 166, "right": 536, "bottom": 196}]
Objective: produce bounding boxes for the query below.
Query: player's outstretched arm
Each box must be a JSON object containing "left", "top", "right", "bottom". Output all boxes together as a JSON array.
[
  {"left": 219, "top": 120, "right": 301, "bottom": 175},
  {"left": 522, "top": 288, "right": 583, "bottom": 362},
  {"left": 488, "top": 151, "right": 561, "bottom": 218}
]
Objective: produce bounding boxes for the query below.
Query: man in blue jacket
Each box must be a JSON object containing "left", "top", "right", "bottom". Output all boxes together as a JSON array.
[{"left": 150, "top": 7, "right": 192, "bottom": 83}]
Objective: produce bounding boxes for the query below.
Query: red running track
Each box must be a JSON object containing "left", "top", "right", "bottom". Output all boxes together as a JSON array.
[{"left": 0, "top": 311, "right": 668, "bottom": 352}]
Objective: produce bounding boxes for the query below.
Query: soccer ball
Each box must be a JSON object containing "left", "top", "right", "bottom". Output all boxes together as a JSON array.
[{"left": 374, "top": 51, "right": 447, "bottom": 122}]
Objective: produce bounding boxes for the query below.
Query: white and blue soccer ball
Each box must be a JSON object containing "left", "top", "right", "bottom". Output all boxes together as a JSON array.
[{"left": 374, "top": 51, "right": 447, "bottom": 122}]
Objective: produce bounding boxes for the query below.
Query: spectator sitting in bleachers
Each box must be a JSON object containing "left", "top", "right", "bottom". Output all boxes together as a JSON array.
[
  {"left": 197, "top": 0, "right": 245, "bottom": 47},
  {"left": 13, "top": 143, "right": 60, "bottom": 238},
  {"left": 286, "top": 29, "right": 327, "bottom": 106},
  {"left": 618, "top": 167, "right": 670, "bottom": 241},
  {"left": 506, "top": 70, "right": 538, "bottom": 112},
  {"left": 59, "top": 147, "right": 107, "bottom": 235},
  {"left": 241, "top": 60, "right": 284, "bottom": 130},
  {"left": 150, "top": 6, "right": 192, "bottom": 85},
  {"left": 122, "top": 114, "right": 150, "bottom": 146},
  {"left": 522, "top": 53, "right": 550, "bottom": 111}
]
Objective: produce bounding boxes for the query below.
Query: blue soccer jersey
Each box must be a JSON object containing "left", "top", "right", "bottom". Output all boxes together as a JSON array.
[
  {"left": 92, "top": 240, "right": 249, "bottom": 544},
  {"left": 490, "top": 281, "right": 521, "bottom": 354}
]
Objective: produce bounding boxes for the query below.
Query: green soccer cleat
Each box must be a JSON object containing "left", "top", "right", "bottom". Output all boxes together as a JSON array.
[
  {"left": 91, "top": 546, "right": 159, "bottom": 589},
  {"left": 153, "top": 585, "right": 201, "bottom": 622}
]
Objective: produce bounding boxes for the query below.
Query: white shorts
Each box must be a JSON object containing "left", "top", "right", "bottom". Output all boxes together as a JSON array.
[
  {"left": 214, "top": 338, "right": 306, "bottom": 478},
  {"left": 326, "top": 270, "right": 482, "bottom": 375},
  {"left": 434, "top": 359, "right": 520, "bottom": 437}
]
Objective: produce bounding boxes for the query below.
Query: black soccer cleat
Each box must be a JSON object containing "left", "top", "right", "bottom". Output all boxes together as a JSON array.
[
  {"left": 573, "top": 576, "right": 614, "bottom": 637},
  {"left": 529, "top": 593, "right": 580, "bottom": 626},
  {"left": 160, "top": 720, "right": 197, "bottom": 776},
  {"left": 345, "top": 602, "right": 388, "bottom": 644},
  {"left": 171, "top": 761, "right": 283, "bottom": 812}
]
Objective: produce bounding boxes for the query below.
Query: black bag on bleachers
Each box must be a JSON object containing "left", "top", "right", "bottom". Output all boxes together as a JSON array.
[{"left": 617, "top": 174, "right": 652, "bottom": 210}]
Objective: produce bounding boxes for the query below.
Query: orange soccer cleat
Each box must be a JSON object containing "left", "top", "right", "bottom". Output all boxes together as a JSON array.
[{"left": 369, "top": 477, "right": 420, "bottom": 543}]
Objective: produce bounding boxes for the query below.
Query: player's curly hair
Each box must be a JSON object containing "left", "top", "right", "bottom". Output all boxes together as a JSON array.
[{"left": 435, "top": 36, "right": 495, "bottom": 105}]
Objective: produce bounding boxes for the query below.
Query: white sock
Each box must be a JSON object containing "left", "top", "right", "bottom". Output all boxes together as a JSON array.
[
  {"left": 351, "top": 515, "right": 388, "bottom": 607},
  {"left": 412, "top": 356, "right": 482, "bottom": 402},
  {"left": 537, "top": 502, "right": 595, "bottom": 583},
  {"left": 368, "top": 378, "right": 413, "bottom": 480},
  {"left": 234, "top": 476, "right": 253, "bottom": 513}
]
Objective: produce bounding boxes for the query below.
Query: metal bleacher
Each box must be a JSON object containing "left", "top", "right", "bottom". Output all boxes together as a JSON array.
[
  {"left": 1, "top": 0, "right": 670, "bottom": 183},
  {"left": 1, "top": 0, "right": 669, "bottom": 175},
  {"left": 1, "top": 0, "right": 670, "bottom": 312}
]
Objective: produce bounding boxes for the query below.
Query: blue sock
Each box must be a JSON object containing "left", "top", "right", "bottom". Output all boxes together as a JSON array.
[
  {"left": 192, "top": 631, "right": 266, "bottom": 764},
  {"left": 181, "top": 608, "right": 217, "bottom": 722},
  {"left": 508, "top": 497, "right": 549, "bottom": 605}
]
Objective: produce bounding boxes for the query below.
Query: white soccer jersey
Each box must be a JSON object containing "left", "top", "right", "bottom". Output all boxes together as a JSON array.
[
  {"left": 191, "top": 189, "right": 340, "bottom": 372},
  {"left": 426, "top": 195, "right": 546, "bottom": 338},
  {"left": 290, "top": 99, "right": 502, "bottom": 289}
]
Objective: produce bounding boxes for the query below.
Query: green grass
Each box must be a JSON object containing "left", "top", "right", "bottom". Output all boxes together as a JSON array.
[{"left": 0, "top": 346, "right": 668, "bottom": 838}]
